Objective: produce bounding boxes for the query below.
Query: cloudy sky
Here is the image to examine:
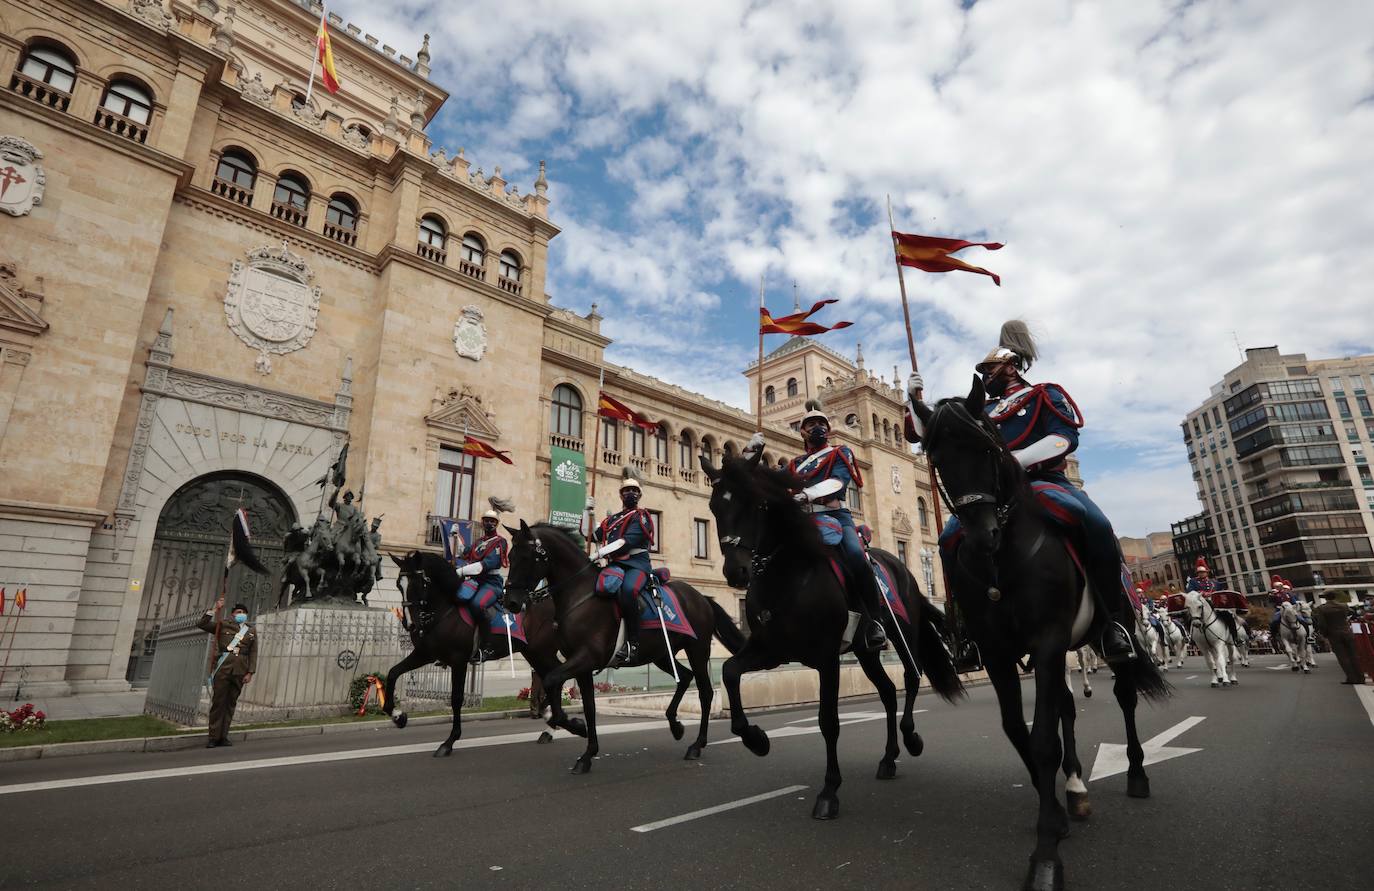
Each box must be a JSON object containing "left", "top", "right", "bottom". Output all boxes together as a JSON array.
[{"left": 332, "top": 0, "right": 1374, "bottom": 535}]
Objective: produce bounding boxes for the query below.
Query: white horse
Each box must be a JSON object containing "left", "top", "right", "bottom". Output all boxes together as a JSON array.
[
  {"left": 1279, "top": 602, "right": 1312, "bottom": 672},
  {"left": 1135, "top": 603, "right": 1159, "bottom": 665},
  {"left": 1222, "top": 610, "right": 1251, "bottom": 668},
  {"left": 1152, "top": 606, "right": 1187, "bottom": 669},
  {"left": 1070, "top": 648, "right": 1097, "bottom": 698},
  {"left": 1186, "top": 591, "right": 1235, "bottom": 687},
  {"left": 1298, "top": 601, "right": 1318, "bottom": 668}
]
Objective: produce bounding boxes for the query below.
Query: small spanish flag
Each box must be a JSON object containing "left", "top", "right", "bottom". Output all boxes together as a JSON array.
[
  {"left": 463, "top": 435, "right": 514, "bottom": 465},
  {"left": 315, "top": 9, "right": 341, "bottom": 95},
  {"left": 892, "top": 231, "right": 1002, "bottom": 286},
  {"left": 598, "top": 392, "right": 658, "bottom": 431},
  {"left": 14, "top": 587, "right": 25, "bottom": 611},
  {"left": 759, "top": 299, "right": 854, "bottom": 336}
]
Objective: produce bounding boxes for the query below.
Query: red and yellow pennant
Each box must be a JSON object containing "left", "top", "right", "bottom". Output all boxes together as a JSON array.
[
  {"left": 759, "top": 299, "right": 854, "bottom": 336},
  {"left": 13, "top": 588, "right": 25, "bottom": 611},
  {"left": 892, "top": 231, "right": 1003, "bottom": 286},
  {"left": 597, "top": 392, "right": 657, "bottom": 431},
  {"left": 462, "top": 435, "right": 514, "bottom": 465},
  {"left": 315, "top": 10, "right": 341, "bottom": 95}
]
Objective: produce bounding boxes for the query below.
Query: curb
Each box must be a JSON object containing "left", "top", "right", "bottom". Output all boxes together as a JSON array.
[{"left": 0, "top": 706, "right": 564, "bottom": 764}]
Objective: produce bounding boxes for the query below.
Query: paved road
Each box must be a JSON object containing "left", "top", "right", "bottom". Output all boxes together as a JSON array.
[{"left": 2, "top": 655, "right": 1370, "bottom": 890}]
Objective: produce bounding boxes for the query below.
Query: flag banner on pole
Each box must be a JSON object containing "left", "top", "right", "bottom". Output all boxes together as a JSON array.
[
  {"left": 315, "top": 10, "right": 341, "bottom": 94},
  {"left": 227, "top": 507, "right": 270, "bottom": 574},
  {"left": 13, "top": 588, "right": 24, "bottom": 611},
  {"left": 597, "top": 392, "right": 658, "bottom": 431},
  {"left": 0, "top": 587, "right": 5, "bottom": 616},
  {"left": 440, "top": 518, "right": 473, "bottom": 563},
  {"left": 892, "top": 231, "right": 1003, "bottom": 286},
  {"left": 759, "top": 299, "right": 854, "bottom": 336},
  {"left": 462, "top": 435, "right": 514, "bottom": 465}
]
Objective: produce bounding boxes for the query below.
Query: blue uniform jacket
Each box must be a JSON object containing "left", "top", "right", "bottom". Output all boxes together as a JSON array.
[
  {"left": 594, "top": 508, "right": 655, "bottom": 572},
  {"left": 985, "top": 383, "right": 1083, "bottom": 476},
  {"left": 788, "top": 445, "right": 863, "bottom": 504}
]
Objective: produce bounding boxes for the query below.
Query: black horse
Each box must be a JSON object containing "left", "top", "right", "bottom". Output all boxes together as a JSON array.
[
  {"left": 383, "top": 551, "right": 559, "bottom": 756},
  {"left": 700, "top": 449, "right": 964, "bottom": 820},
  {"left": 502, "top": 521, "right": 747, "bottom": 772},
  {"left": 911, "top": 379, "right": 1169, "bottom": 891}
]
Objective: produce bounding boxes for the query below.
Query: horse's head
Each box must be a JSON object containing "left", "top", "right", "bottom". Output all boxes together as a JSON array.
[
  {"left": 502, "top": 520, "right": 553, "bottom": 613},
  {"left": 912, "top": 376, "right": 1017, "bottom": 557},
  {"left": 1183, "top": 590, "right": 1207, "bottom": 619},
  {"left": 700, "top": 446, "right": 805, "bottom": 589},
  {"left": 389, "top": 550, "right": 455, "bottom": 613},
  {"left": 1280, "top": 601, "right": 1298, "bottom": 622}
]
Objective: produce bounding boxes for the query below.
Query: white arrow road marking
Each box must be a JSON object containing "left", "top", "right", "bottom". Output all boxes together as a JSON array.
[
  {"left": 1355, "top": 685, "right": 1374, "bottom": 729},
  {"left": 1090, "top": 716, "right": 1206, "bottom": 782},
  {"left": 631, "top": 785, "right": 809, "bottom": 832}
]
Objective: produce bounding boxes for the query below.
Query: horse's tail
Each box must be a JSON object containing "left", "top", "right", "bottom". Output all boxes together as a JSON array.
[
  {"left": 913, "top": 593, "right": 966, "bottom": 702},
  {"left": 1120, "top": 639, "right": 1172, "bottom": 702},
  {"left": 708, "top": 598, "right": 747, "bottom": 655}
]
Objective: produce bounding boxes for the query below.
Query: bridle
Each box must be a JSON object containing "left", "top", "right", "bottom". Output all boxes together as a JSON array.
[
  {"left": 712, "top": 480, "right": 783, "bottom": 578},
  {"left": 1189, "top": 595, "right": 1229, "bottom": 646},
  {"left": 502, "top": 532, "right": 600, "bottom": 616},
  {"left": 923, "top": 403, "right": 1018, "bottom": 533}
]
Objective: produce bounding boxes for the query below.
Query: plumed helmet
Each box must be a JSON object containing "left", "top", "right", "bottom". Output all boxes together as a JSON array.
[
  {"left": 976, "top": 320, "right": 1039, "bottom": 373},
  {"left": 483, "top": 496, "right": 514, "bottom": 522},
  {"left": 1194, "top": 557, "right": 1210, "bottom": 574},
  {"left": 800, "top": 398, "right": 829, "bottom": 428},
  {"left": 619, "top": 465, "right": 643, "bottom": 493},
  {"left": 481, "top": 509, "right": 500, "bottom": 521}
]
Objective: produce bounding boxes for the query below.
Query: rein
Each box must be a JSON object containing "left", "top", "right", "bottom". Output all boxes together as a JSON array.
[{"left": 505, "top": 533, "right": 604, "bottom": 621}]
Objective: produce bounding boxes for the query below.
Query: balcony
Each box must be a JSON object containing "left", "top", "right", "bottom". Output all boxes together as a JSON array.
[
  {"left": 600, "top": 448, "right": 621, "bottom": 467},
  {"left": 323, "top": 222, "right": 357, "bottom": 247},
  {"left": 655, "top": 462, "right": 672, "bottom": 480},
  {"left": 270, "top": 200, "right": 307, "bottom": 228},
  {"left": 629, "top": 455, "right": 653, "bottom": 474},
  {"left": 459, "top": 259, "right": 485, "bottom": 281},
  {"left": 417, "top": 242, "right": 446, "bottom": 264},
  {"left": 498, "top": 275, "right": 523, "bottom": 296},
  {"left": 210, "top": 176, "right": 253, "bottom": 206},
  {"left": 550, "top": 433, "right": 582, "bottom": 452},
  {"left": 93, "top": 106, "right": 149, "bottom": 144},
  {"left": 425, "top": 513, "right": 467, "bottom": 547},
  {"left": 8, "top": 71, "right": 71, "bottom": 111},
  {"left": 679, "top": 467, "right": 699, "bottom": 485}
]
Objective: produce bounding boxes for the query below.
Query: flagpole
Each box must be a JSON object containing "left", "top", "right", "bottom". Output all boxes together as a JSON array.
[
  {"left": 0, "top": 585, "right": 23, "bottom": 695},
  {"left": 755, "top": 274, "right": 765, "bottom": 432},
  {"left": 304, "top": 5, "right": 324, "bottom": 107},
  {"left": 588, "top": 367, "right": 604, "bottom": 551}
]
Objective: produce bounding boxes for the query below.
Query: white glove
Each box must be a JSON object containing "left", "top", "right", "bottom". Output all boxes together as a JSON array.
[
  {"left": 793, "top": 491, "right": 808, "bottom": 503},
  {"left": 906, "top": 372, "right": 924, "bottom": 402},
  {"left": 802, "top": 478, "right": 844, "bottom": 502},
  {"left": 596, "top": 539, "right": 626, "bottom": 559},
  {"left": 743, "top": 431, "right": 765, "bottom": 455},
  {"left": 1011, "top": 435, "right": 1071, "bottom": 470},
  {"left": 585, "top": 495, "right": 596, "bottom": 510},
  {"left": 459, "top": 562, "right": 484, "bottom": 577}
]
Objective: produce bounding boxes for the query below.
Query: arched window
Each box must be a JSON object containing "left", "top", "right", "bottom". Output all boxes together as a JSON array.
[
  {"left": 654, "top": 424, "right": 670, "bottom": 464},
  {"left": 678, "top": 430, "right": 695, "bottom": 468},
  {"left": 459, "top": 233, "right": 486, "bottom": 279},
  {"left": 825, "top": 376, "right": 833, "bottom": 387},
  {"left": 325, "top": 194, "right": 359, "bottom": 245},
  {"left": 844, "top": 413, "right": 859, "bottom": 430},
  {"left": 699, "top": 435, "right": 716, "bottom": 458},
  {"left": 499, "top": 250, "right": 521, "bottom": 281},
  {"left": 17, "top": 44, "right": 76, "bottom": 109},
  {"left": 917, "top": 498, "right": 929, "bottom": 530},
  {"left": 764, "top": 385, "right": 775, "bottom": 405},
  {"left": 883, "top": 419, "right": 892, "bottom": 442},
  {"left": 271, "top": 171, "right": 310, "bottom": 226},
  {"left": 550, "top": 384, "right": 583, "bottom": 441},
  {"left": 100, "top": 78, "right": 153, "bottom": 124},
  {"left": 872, "top": 414, "right": 880, "bottom": 438},
  {"left": 418, "top": 215, "right": 447, "bottom": 262},
  {"left": 786, "top": 378, "right": 798, "bottom": 397},
  {"left": 213, "top": 149, "right": 256, "bottom": 205}
]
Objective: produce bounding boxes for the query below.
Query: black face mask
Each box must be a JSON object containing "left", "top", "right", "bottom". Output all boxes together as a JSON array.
[
  {"left": 805, "top": 425, "right": 829, "bottom": 446},
  {"left": 622, "top": 491, "right": 641, "bottom": 508},
  {"left": 482, "top": 521, "right": 498, "bottom": 536}
]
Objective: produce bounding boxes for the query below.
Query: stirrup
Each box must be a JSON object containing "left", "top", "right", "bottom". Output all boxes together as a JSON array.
[
  {"left": 1102, "top": 622, "right": 1137, "bottom": 664},
  {"left": 614, "top": 640, "right": 640, "bottom": 666}
]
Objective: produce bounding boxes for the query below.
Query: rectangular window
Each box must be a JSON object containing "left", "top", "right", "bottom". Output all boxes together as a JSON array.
[
  {"left": 654, "top": 429, "right": 670, "bottom": 463},
  {"left": 896, "top": 540, "right": 908, "bottom": 566},
  {"left": 1358, "top": 396, "right": 1372, "bottom": 417},
  {"left": 435, "top": 446, "right": 477, "bottom": 520},
  {"left": 630, "top": 426, "right": 647, "bottom": 457},
  {"left": 600, "top": 417, "right": 619, "bottom": 451},
  {"left": 1329, "top": 376, "right": 1344, "bottom": 393},
  {"left": 1346, "top": 421, "right": 1359, "bottom": 441},
  {"left": 693, "top": 518, "right": 710, "bottom": 559},
  {"left": 1211, "top": 406, "right": 1221, "bottom": 426},
  {"left": 646, "top": 509, "right": 663, "bottom": 553},
  {"left": 847, "top": 485, "right": 862, "bottom": 513},
  {"left": 1337, "top": 397, "right": 1352, "bottom": 418}
]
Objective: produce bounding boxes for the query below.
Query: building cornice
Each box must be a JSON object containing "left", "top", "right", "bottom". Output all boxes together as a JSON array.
[
  {"left": 375, "top": 243, "right": 551, "bottom": 317},
  {"left": 0, "top": 91, "right": 194, "bottom": 180},
  {"left": 176, "top": 187, "right": 375, "bottom": 269},
  {"left": 0, "top": 499, "right": 108, "bottom": 526}
]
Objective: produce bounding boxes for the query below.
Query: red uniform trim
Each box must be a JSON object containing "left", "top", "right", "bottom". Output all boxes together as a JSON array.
[{"left": 598, "top": 508, "right": 655, "bottom": 548}]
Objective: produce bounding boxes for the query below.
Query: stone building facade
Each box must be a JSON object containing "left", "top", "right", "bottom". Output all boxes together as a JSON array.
[{"left": 0, "top": 0, "right": 944, "bottom": 697}]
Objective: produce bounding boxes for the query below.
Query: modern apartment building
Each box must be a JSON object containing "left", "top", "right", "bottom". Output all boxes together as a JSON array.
[{"left": 1181, "top": 347, "right": 1374, "bottom": 602}]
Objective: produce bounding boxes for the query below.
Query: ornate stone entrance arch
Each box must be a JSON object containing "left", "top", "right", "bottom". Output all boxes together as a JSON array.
[{"left": 126, "top": 472, "right": 296, "bottom": 685}]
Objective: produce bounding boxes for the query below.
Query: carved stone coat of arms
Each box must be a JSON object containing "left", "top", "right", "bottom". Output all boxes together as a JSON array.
[
  {"left": 453, "top": 304, "right": 487, "bottom": 361},
  {"left": 0, "top": 136, "right": 45, "bottom": 217},
  {"left": 224, "top": 242, "right": 321, "bottom": 373}
]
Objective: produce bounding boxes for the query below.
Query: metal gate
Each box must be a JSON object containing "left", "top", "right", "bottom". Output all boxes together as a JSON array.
[{"left": 126, "top": 472, "right": 295, "bottom": 685}]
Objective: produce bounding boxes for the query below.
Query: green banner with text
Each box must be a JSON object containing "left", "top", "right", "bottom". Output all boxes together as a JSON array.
[{"left": 548, "top": 446, "right": 587, "bottom": 533}]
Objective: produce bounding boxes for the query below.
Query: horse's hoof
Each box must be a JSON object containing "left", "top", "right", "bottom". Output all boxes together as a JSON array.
[
  {"left": 1066, "top": 790, "right": 1092, "bottom": 821},
  {"left": 1229, "top": 678, "right": 1239, "bottom": 686},
  {"left": 811, "top": 795, "right": 840, "bottom": 820},
  {"left": 570, "top": 758, "right": 592, "bottom": 775},
  {"left": 392, "top": 712, "right": 408, "bottom": 729},
  {"left": 536, "top": 731, "right": 554, "bottom": 744},
  {"left": 565, "top": 718, "right": 588, "bottom": 738},
  {"left": 740, "top": 725, "right": 770, "bottom": 757},
  {"left": 432, "top": 744, "right": 453, "bottom": 758},
  {"left": 1083, "top": 688, "right": 1093, "bottom": 698},
  {"left": 668, "top": 719, "right": 685, "bottom": 741},
  {"left": 1210, "top": 681, "right": 1219, "bottom": 688},
  {"left": 903, "top": 731, "right": 924, "bottom": 757},
  {"left": 1291, "top": 666, "right": 1299, "bottom": 672},
  {"left": 875, "top": 760, "right": 897, "bottom": 780},
  {"left": 1127, "top": 773, "right": 1150, "bottom": 799},
  {"left": 1303, "top": 668, "right": 1310, "bottom": 674},
  {"left": 1023, "top": 857, "right": 1064, "bottom": 891},
  {"left": 684, "top": 745, "right": 703, "bottom": 761}
]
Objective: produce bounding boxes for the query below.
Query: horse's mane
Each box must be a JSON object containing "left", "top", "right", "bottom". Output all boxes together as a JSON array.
[
  {"left": 717, "top": 456, "right": 824, "bottom": 556},
  {"left": 522, "top": 523, "right": 591, "bottom": 563},
  {"left": 926, "top": 397, "right": 1029, "bottom": 493},
  {"left": 410, "top": 551, "right": 459, "bottom": 608}
]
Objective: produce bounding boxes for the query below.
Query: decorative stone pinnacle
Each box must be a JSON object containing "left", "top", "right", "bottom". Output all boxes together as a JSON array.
[
  {"left": 856, "top": 342, "right": 865, "bottom": 369},
  {"left": 417, "top": 33, "right": 431, "bottom": 63},
  {"left": 535, "top": 160, "right": 548, "bottom": 195},
  {"left": 159, "top": 307, "right": 174, "bottom": 337}
]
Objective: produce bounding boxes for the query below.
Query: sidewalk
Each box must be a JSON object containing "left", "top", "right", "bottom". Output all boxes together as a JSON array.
[{"left": 11, "top": 690, "right": 148, "bottom": 721}]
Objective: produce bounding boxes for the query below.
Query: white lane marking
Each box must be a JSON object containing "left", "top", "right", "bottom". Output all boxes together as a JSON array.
[
  {"left": 1267, "top": 665, "right": 1287, "bottom": 671},
  {"left": 631, "top": 785, "right": 808, "bottom": 832},
  {"left": 1090, "top": 716, "right": 1206, "bottom": 781},
  {"left": 1356, "top": 685, "right": 1374, "bottom": 729},
  {"left": 784, "top": 710, "right": 900, "bottom": 725},
  {"left": 716, "top": 714, "right": 885, "bottom": 744},
  {"left": 0, "top": 720, "right": 669, "bottom": 798},
  {"left": 1186, "top": 675, "right": 1198, "bottom": 680}
]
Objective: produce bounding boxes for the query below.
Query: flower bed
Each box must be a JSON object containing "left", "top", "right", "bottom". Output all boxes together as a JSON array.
[{"left": 0, "top": 703, "right": 46, "bottom": 733}]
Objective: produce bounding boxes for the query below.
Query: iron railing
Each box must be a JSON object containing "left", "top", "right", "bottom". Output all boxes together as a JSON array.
[{"left": 143, "top": 614, "right": 213, "bottom": 726}]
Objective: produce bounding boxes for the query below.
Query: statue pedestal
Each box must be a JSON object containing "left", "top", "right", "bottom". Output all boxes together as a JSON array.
[{"left": 231, "top": 604, "right": 444, "bottom": 722}]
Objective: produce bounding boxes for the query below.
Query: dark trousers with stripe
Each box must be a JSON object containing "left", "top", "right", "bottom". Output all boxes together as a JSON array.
[{"left": 209, "top": 669, "right": 245, "bottom": 741}]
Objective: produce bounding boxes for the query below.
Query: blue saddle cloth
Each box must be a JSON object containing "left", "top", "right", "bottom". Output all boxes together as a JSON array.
[{"left": 635, "top": 581, "right": 695, "bottom": 638}]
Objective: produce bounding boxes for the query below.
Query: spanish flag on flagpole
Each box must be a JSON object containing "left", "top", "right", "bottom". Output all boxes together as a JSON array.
[
  {"left": 597, "top": 392, "right": 658, "bottom": 432},
  {"left": 462, "top": 435, "right": 514, "bottom": 465},
  {"left": 308, "top": 6, "right": 341, "bottom": 101},
  {"left": 759, "top": 299, "right": 854, "bottom": 336},
  {"left": 891, "top": 231, "right": 1003, "bottom": 286}
]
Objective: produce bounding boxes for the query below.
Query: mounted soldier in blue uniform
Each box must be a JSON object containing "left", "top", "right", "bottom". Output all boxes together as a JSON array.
[
  {"left": 787, "top": 399, "right": 888, "bottom": 652},
  {"left": 911, "top": 320, "right": 1137, "bottom": 665},
  {"left": 456, "top": 496, "right": 515, "bottom": 661},
  {"left": 591, "top": 467, "right": 656, "bottom": 665}
]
